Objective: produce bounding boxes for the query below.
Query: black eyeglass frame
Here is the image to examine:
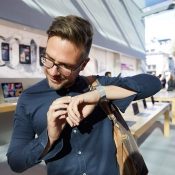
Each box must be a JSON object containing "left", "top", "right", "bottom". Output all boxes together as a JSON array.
[{"left": 40, "top": 55, "right": 85, "bottom": 76}]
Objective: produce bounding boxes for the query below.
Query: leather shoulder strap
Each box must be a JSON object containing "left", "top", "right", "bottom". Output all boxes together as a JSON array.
[{"left": 82, "top": 75, "right": 100, "bottom": 90}]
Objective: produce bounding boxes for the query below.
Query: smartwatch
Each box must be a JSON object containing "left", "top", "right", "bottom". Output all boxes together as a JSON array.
[{"left": 96, "top": 85, "right": 106, "bottom": 101}]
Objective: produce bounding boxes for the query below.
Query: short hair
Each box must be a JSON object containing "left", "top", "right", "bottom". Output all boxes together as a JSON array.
[{"left": 47, "top": 15, "right": 93, "bottom": 59}]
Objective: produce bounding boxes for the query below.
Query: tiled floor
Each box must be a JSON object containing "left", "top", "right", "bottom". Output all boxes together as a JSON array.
[
  {"left": 0, "top": 144, "right": 47, "bottom": 175},
  {"left": 139, "top": 121, "right": 175, "bottom": 175},
  {"left": 0, "top": 121, "right": 175, "bottom": 175}
]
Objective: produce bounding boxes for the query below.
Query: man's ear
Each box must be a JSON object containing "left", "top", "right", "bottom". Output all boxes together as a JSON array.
[{"left": 80, "top": 58, "right": 90, "bottom": 70}]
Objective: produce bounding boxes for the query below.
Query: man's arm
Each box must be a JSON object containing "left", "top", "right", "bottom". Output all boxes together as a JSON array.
[
  {"left": 7, "top": 99, "right": 64, "bottom": 173},
  {"left": 106, "top": 73, "right": 161, "bottom": 112},
  {"left": 65, "top": 84, "right": 137, "bottom": 127},
  {"left": 66, "top": 73, "right": 161, "bottom": 126}
]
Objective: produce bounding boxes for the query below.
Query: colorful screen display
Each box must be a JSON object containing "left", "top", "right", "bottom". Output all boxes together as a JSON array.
[{"left": 1, "top": 82, "right": 23, "bottom": 98}]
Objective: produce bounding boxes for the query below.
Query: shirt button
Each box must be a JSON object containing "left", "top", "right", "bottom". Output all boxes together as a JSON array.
[
  {"left": 73, "top": 129, "right": 77, "bottom": 133},
  {"left": 78, "top": 151, "right": 82, "bottom": 155}
]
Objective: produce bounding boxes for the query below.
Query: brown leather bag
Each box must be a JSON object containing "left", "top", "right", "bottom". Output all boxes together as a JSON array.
[
  {"left": 100, "top": 101, "right": 148, "bottom": 175},
  {"left": 87, "top": 77, "right": 148, "bottom": 175}
]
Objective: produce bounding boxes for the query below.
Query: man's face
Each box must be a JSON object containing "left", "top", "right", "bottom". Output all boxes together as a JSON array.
[{"left": 44, "top": 36, "right": 88, "bottom": 90}]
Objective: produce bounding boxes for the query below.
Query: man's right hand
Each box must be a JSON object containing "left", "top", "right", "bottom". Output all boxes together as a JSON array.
[{"left": 47, "top": 96, "right": 72, "bottom": 146}]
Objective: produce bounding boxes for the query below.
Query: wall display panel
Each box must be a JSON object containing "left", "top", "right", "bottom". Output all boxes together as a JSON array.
[
  {"left": 39, "top": 46, "right": 45, "bottom": 66},
  {"left": 30, "top": 39, "right": 37, "bottom": 64},
  {"left": 1, "top": 42, "right": 10, "bottom": 61},
  {"left": 19, "top": 44, "right": 31, "bottom": 64},
  {"left": 0, "top": 20, "right": 47, "bottom": 78},
  {"left": 1, "top": 82, "right": 23, "bottom": 98}
]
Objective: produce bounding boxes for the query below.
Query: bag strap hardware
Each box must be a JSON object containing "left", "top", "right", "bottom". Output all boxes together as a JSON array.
[{"left": 121, "top": 134, "right": 128, "bottom": 141}]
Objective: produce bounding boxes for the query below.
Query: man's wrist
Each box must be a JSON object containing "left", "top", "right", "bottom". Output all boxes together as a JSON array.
[{"left": 96, "top": 85, "right": 106, "bottom": 101}]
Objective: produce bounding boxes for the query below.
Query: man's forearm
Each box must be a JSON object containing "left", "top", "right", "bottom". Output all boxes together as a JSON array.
[{"left": 103, "top": 85, "right": 136, "bottom": 100}]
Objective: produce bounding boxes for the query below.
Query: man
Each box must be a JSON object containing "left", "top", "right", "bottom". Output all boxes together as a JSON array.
[
  {"left": 105, "top": 71, "right": 112, "bottom": 77},
  {"left": 7, "top": 15, "right": 161, "bottom": 175}
]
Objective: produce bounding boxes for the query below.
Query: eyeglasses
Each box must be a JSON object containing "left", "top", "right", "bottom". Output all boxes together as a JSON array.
[{"left": 41, "top": 55, "right": 84, "bottom": 77}]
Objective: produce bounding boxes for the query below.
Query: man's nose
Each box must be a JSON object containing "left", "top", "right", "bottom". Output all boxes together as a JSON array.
[{"left": 50, "top": 65, "right": 60, "bottom": 75}]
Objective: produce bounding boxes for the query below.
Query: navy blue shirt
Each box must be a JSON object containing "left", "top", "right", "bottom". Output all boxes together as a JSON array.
[{"left": 7, "top": 74, "right": 161, "bottom": 175}]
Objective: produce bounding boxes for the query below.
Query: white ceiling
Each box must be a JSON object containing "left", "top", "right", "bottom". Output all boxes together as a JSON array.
[{"left": 0, "top": 0, "right": 174, "bottom": 59}]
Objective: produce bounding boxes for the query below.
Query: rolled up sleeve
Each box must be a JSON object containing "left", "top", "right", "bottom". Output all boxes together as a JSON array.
[{"left": 98, "top": 73, "right": 161, "bottom": 112}]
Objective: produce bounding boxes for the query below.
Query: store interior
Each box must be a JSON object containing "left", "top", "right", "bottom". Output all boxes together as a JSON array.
[{"left": 0, "top": 0, "right": 175, "bottom": 175}]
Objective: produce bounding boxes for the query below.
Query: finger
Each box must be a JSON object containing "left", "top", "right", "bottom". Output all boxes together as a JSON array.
[
  {"left": 68, "top": 96, "right": 81, "bottom": 118},
  {"left": 66, "top": 117, "right": 75, "bottom": 127},
  {"left": 53, "top": 110, "right": 68, "bottom": 119},
  {"left": 52, "top": 96, "right": 72, "bottom": 105},
  {"left": 67, "top": 104, "right": 81, "bottom": 125},
  {"left": 67, "top": 112, "right": 80, "bottom": 126},
  {"left": 71, "top": 100, "right": 81, "bottom": 119},
  {"left": 49, "top": 103, "right": 68, "bottom": 111},
  {"left": 52, "top": 103, "right": 69, "bottom": 112},
  {"left": 48, "top": 110, "right": 67, "bottom": 121}
]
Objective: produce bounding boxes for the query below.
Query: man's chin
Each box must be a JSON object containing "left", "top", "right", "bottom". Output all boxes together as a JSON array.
[{"left": 48, "top": 79, "right": 66, "bottom": 90}]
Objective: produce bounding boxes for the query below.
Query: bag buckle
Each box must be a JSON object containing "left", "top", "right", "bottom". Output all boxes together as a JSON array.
[{"left": 121, "top": 134, "right": 128, "bottom": 141}]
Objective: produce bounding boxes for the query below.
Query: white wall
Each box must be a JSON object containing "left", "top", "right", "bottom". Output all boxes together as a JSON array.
[
  {"left": 146, "top": 54, "right": 169, "bottom": 75},
  {"left": 82, "top": 46, "right": 142, "bottom": 77},
  {"left": 0, "top": 20, "right": 144, "bottom": 145},
  {"left": 0, "top": 20, "right": 143, "bottom": 84}
]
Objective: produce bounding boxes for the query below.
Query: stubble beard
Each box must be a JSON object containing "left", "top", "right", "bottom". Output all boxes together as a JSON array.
[
  {"left": 44, "top": 68, "right": 78, "bottom": 90},
  {"left": 47, "top": 75, "right": 70, "bottom": 90}
]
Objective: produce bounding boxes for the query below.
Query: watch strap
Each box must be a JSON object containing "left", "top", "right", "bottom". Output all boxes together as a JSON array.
[{"left": 96, "top": 85, "right": 106, "bottom": 100}]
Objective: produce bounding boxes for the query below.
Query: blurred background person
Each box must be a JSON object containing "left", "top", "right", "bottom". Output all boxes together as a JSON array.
[
  {"left": 167, "top": 73, "right": 175, "bottom": 91},
  {"left": 105, "top": 71, "right": 111, "bottom": 77}
]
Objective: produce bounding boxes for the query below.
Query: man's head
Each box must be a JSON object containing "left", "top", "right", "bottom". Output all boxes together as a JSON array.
[
  {"left": 42, "top": 15, "right": 93, "bottom": 90},
  {"left": 105, "top": 71, "right": 111, "bottom": 77}
]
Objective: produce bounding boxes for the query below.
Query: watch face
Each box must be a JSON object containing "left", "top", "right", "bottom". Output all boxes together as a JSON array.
[{"left": 96, "top": 85, "right": 106, "bottom": 99}]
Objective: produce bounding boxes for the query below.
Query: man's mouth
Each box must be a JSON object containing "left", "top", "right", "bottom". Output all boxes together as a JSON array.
[{"left": 49, "top": 76, "right": 65, "bottom": 84}]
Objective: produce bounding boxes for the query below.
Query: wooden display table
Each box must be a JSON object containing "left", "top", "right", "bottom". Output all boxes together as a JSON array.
[
  {"left": 123, "top": 102, "right": 171, "bottom": 139},
  {"left": 0, "top": 102, "right": 17, "bottom": 113},
  {"left": 154, "top": 89, "right": 175, "bottom": 124}
]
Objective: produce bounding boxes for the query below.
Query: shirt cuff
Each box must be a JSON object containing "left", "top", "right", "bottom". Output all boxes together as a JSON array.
[
  {"left": 36, "top": 129, "right": 63, "bottom": 162},
  {"left": 112, "top": 94, "right": 137, "bottom": 113}
]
